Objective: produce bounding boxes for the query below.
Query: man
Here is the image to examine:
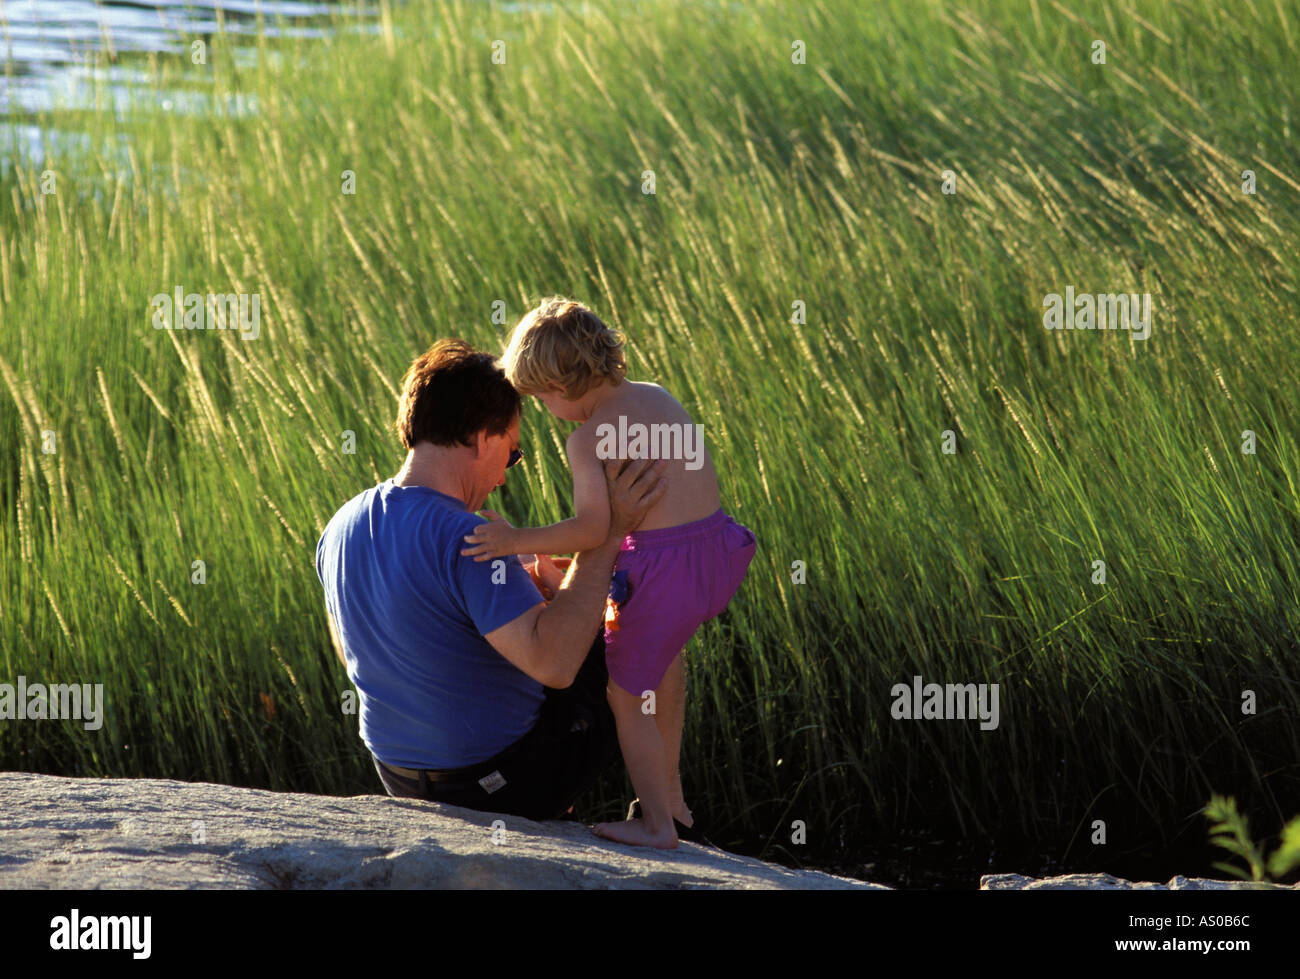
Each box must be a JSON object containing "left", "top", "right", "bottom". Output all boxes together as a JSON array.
[{"left": 315, "top": 338, "right": 665, "bottom": 821}]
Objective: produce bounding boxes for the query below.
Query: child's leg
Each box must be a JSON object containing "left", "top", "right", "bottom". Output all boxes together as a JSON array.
[
  {"left": 592, "top": 680, "right": 677, "bottom": 849},
  {"left": 652, "top": 651, "right": 691, "bottom": 826}
]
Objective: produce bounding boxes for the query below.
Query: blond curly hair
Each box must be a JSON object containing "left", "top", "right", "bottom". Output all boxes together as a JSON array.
[{"left": 501, "top": 297, "right": 626, "bottom": 399}]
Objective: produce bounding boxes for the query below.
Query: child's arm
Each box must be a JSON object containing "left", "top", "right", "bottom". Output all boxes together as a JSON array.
[{"left": 460, "top": 428, "right": 612, "bottom": 562}]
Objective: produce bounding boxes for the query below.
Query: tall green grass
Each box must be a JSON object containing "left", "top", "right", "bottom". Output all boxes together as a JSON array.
[{"left": 2, "top": 0, "right": 1298, "bottom": 879}]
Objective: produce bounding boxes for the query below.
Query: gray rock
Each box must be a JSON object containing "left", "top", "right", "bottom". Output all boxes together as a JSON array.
[
  {"left": 980, "top": 872, "right": 1293, "bottom": 890},
  {"left": 0, "top": 772, "right": 883, "bottom": 890}
]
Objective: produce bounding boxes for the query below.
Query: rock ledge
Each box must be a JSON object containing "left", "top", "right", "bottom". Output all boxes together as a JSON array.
[
  {"left": 8, "top": 774, "right": 1283, "bottom": 890},
  {"left": 1, "top": 772, "right": 880, "bottom": 890}
]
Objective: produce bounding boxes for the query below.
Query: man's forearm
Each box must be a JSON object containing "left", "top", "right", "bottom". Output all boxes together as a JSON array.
[{"left": 531, "top": 536, "right": 622, "bottom": 686}]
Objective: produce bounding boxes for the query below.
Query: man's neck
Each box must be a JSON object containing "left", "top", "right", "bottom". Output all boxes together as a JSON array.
[{"left": 392, "top": 445, "right": 472, "bottom": 507}]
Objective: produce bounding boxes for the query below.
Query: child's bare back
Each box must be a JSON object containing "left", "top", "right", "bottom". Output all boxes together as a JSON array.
[{"left": 575, "top": 381, "right": 721, "bottom": 533}]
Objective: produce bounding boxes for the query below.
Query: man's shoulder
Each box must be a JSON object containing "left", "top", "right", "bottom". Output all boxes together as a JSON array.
[
  {"left": 321, "top": 483, "right": 476, "bottom": 535},
  {"left": 410, "top": 493, "right": 484, "bottom": 559},
  {"left": 325, "top": 482, "right": 382, "bottom": 521},
  {"left": 318, "top": 485, "right": 380, "bottom": 547}
]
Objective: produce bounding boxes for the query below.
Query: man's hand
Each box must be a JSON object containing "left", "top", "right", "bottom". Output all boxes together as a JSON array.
[
  {"left": 605, "top": 458, "right": 668, "bottom": 540},
  {"left": 460, "top": 510, "right": 517, "bottom": 562}
]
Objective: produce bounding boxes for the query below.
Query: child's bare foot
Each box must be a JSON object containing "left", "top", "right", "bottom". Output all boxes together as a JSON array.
[
  {"left": 592, "top": 817, "right": 678, "bottom": 849},
  {"left": 628, "top": 798, "right": 695, "bottom": 830}
]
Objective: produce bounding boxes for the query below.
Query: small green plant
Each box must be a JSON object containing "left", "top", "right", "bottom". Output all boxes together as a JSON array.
[{"left": 1204, "top": 795, "right": 1300, "bottom": 883}]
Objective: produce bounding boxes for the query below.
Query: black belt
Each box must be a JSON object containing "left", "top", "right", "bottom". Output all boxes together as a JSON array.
[
  {"left": 378, "top": 747, "right": 525, "bottom": 794},
  {"left": 378, "top": 758, "right": 489, "bottom": 789}
]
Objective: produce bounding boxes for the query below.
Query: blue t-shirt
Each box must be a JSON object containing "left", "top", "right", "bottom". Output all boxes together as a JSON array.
[{"left": 315, "top": 479, "right": 546, "bottom": 770}]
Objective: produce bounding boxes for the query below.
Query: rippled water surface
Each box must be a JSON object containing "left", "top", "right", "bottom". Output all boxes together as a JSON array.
[
  {"left": 0, "top": 2, "right": 367, "bottom": 164},
  {"left": 0, "top": 1, "right": 353, "bottom": 112}
]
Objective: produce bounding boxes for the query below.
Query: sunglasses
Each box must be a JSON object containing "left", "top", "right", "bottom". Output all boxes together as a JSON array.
[{"left": 507, "top": 448, "right": 524, "bottom": 469}]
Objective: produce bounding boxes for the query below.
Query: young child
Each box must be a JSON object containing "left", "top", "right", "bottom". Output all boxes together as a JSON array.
[{"left": 460, "top": 296, "right": 756, "bottom": 849}]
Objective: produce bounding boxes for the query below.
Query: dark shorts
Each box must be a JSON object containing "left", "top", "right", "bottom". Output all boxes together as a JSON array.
[{"left": 373, "top": 634, "right": 621, "bottom": 822}]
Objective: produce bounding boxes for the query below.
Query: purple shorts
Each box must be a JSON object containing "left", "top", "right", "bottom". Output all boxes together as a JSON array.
[{"left": 604, "top": 509, "right": 757, "bottom": 695}]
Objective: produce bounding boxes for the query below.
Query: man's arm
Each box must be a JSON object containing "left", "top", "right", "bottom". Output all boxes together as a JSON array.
[{"left": 483, "top": 458, "right": 666, "bottom": 688}]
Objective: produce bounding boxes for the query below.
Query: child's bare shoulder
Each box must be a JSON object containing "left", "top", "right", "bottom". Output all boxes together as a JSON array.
[
  {"left": 624, "top": 379, "right": 672, "bottom": 400},
  {"left": 565, "top": 419, "right": 601, "bottom": 455},
  {"left": 620, "top": 380, "right": 693, "bottom": 421}
]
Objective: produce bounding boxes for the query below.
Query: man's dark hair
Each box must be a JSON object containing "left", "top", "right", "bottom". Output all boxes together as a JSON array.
[{"left": 395, "top": 339, "right": 520, "bottom": 450}]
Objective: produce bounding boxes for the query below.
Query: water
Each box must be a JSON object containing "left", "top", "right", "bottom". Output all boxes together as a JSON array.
[
  {"left": 0, "top": 2, "right": 354, "bottom": 111},
  {"left": 0, "top": 2, "right": 367, "bottom": 167}
]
